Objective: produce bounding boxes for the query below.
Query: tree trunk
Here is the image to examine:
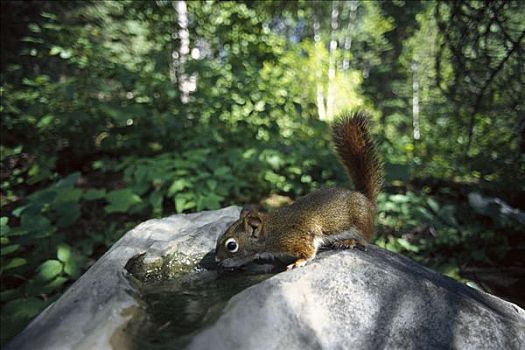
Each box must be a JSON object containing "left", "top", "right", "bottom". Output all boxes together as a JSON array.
[
  {"left": 412, "top": 62, "right": 421, "bottom": 140},
  {"left": 172, "top": 0, "right": 191, "bottom": 104},
  {"left": 342, "top": 1, "right": 358, "bottom": 71},
  {"left": 313, "top": 17, "right": 326, "bottom": 120},
  {"left": 326, "top": 1, "right": 340, "bottom": 120}
]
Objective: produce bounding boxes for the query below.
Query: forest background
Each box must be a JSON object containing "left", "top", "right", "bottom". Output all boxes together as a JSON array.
[{"left": 1, "top": 0, "right": 524, "bottom": 345}]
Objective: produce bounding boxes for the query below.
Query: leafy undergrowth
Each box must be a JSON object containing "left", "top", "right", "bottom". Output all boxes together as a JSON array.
[{"left": 375, "top": 188, "right": 524, "bottom": 307}]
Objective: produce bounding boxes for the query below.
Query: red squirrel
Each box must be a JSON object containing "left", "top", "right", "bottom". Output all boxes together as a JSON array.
[{"left": 215, "top": 112, "right": 383, "bottom": 270}]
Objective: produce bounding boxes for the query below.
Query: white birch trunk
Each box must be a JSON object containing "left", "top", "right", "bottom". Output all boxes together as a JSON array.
[
  {"left": 342, "top": 1, "right": 358, "bottom": 71},
  {"left": 326, "top": 1, "right": 339, "bottom": 120},
  {"left": 173, "top": 0, "right": 191, "bottom": 104},
  {"left": 313, "top": 18, "right": 326, "bottom": 120},
  {"left": 412, "top": 62, "right": 421, "bottom": 140}
]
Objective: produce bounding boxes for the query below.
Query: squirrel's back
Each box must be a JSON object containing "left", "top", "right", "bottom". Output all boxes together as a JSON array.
[{"left": 269, "top": 187, "right": 373, "bottom": 239}]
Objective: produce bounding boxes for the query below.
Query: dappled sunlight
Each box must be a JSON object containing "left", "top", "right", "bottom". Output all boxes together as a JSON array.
[{"left": 1, "top": 0, "right": 524, "bottom": 345}]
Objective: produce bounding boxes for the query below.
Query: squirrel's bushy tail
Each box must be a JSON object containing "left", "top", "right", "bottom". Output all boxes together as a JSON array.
[{"left": 332, "top": 111, "right": 383, "bottom": 204}]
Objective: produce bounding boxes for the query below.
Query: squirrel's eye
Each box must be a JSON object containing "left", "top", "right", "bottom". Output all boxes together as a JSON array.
[{"left": 225, "top": 238, "right": 239, "bottom": 253}]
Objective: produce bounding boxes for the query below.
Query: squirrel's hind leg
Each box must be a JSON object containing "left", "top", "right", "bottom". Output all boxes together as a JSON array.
[{"left": 332, "top": 238, "right": 367, "bottom": 251}]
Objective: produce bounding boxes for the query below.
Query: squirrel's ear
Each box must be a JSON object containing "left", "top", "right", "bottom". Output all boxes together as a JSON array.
[
  {"left": 245, "top": 215, "right": 264, "bottom": 240},
  {"left": 240, "top": 207, "right": 252, "bottom": 218}
]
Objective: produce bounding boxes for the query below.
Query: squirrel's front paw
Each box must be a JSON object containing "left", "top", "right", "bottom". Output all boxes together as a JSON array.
[{"left": 286, "top": 258, "right": 308, "bottom": 270}]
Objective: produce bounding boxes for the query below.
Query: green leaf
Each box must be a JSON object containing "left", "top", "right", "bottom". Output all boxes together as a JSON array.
[
  {"left": 0, "top": 288, "right": 19, "bottom": 303},
  {"left": 37, "top": 260, "right": 63, "bottom": 282},
  {"left": 77, "top": 239, "right": 95, "bottom": 256},
  {"left": 397, "top": 238, "right": 420, "bottom": 253},
  {"left": 2, "top": 297, "right": 45, "bottom": 320},
  {"left": 389, "top": 194, "right": 411, "bottom": 203},
  {"left": 133, "top": 165, "right": 150, "bottom": 183},
  {"left": 173, "top": 159, "right": 192, "bottom": 169},
  {"left": 130, "top": 183, "right": 149, "bottom": 196},
  {"left": 175, "top": 197, "right": 187, "bottom": 213},
  {"left": 27, "top": 162, "right": 54, "bottom": 185},
  {"left": 57, "top": 244, "right": 71, "bottom": 262},
  {"left": 21, "top": 214, "right": 51, "bottom": 232},
  {"left": 0, "top": 217, "right": 10, "bottom": 236},
  {"left": 100, "top": 105, "right": 128, "bottom": 123},
  {"left": 197, "top": 193, "right": 223, "bottom": 211},
  {"left": 54, "top": 172, "right": 80, "bottom": 188},
  {"left": 206, "top": 180, "right": 217, "bottom": 191},
  {"left": 414, "top": 207, "right": 434, "bottom": 222},
  {"left": 36, "top": 115, "right": 54, "bottom": 129},
  {"left": 105, "top": 189, "right": 142, "bottom": 213},
  {"left": 254, "top": 100, "right": 265, "bottom": 111},
  {"left": 59, "top": 49, "right": 72, "bottom": 59},
  {"left": 213, "top": 166, "right": 230, "bottom": 177},
  {"left": 149, "top": 191, "right": 164, "bottom": 216},
  {"left": 54, "top": 203, "right": 81, "bottom": 227},
  {"left": 45, "top": 276, "right": 68, "bottom": 292},
  {"left": 2, "top": 257, "right": 27, "bottom": 272},
  {"left": 53, "top": 188, "right": 83, "bottom": 204},
  {"left": 1, "top": 297, "right": 47, "bottom": 342},
  {"left": 14, "top": 201, "right": 46, "bottom": 217},
  {"left": 83, "top": 189, "right": 107, "bottom": 200},
  {"left": 438, "top": 204, "right": 458, "bottom": 226},
  {"left": 64, "top": 257, "right": 80, "bottom": 278},
  {"left": 1, "top": 244, "right": 20, "bottom": 256},
  {"left": 49, "top": 46, "right": 62, "bottom": 55},
  {"left": 174, "top": 196, "right": 196, "bottom": 213},
  {"left": 427, "top": 198, "right": 440, "bottom": 213},
  {"left": 168, "top": 179, "right": 191, "bottom": 196}
]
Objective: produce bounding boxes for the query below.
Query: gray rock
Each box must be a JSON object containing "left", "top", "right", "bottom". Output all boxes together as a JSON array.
[
  {"left": 188, "top": 247, "right": 525, "bottom": 350},
  {"left": 5, "top": 206, "right": 241, "bottom": 350},
  {"left": 468, "top": 192, "right": 525, "bottom": 225},
  {"left": 6, "top": 207, "right": 525, "bottom": 350}
]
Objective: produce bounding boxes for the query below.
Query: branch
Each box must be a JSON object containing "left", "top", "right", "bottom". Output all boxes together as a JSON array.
[{"left": 465, "top": 29, "right": 525, "bottom": 156}]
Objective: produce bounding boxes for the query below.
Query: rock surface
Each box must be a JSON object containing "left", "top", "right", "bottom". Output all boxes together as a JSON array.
[
  {"left": 6, "top": 207, "right": 525, "bottom": 350},
  {"left": 5, "top": 206, "right": 240, "bottom": 350},
  {"left": 189, "top": 247, "right": 525, "bottom": 350}
]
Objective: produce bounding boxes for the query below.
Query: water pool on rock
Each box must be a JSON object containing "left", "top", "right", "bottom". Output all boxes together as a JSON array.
[{"left": 130, "top": 270, "right": 274, "bottom": 350}]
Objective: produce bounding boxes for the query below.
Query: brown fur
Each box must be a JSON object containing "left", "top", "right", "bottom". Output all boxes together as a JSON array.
[
  {"left": 216, "top": 112, "right": 383, "bottom": 269},
  {"left": 332, "top": 112, "right": 383, "bottom": 204}
]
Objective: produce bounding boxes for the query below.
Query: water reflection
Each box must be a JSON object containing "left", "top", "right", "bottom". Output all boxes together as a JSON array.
[{"left": 129, "top": 252, "right": 282, "bottom": 350}]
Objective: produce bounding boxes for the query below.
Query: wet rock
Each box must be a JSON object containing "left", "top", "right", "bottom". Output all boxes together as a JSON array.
[{"left": 5, "top": 206, "right": 241, "bottom": 350}]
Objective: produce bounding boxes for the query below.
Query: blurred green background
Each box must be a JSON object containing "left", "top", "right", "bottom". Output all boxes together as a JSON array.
[{"left": 1, "top": 0, "right": 524, "bottom": 345}]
